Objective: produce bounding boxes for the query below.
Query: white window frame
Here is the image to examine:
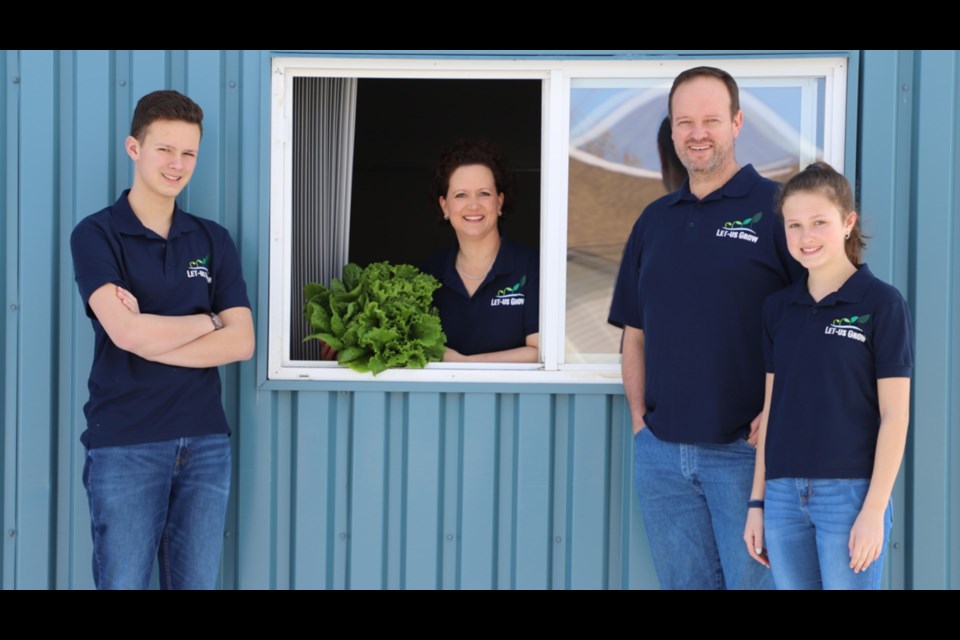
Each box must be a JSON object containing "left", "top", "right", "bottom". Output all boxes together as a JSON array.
[{"left": 268, "top": 56, "right": 848, "bottom": 384}]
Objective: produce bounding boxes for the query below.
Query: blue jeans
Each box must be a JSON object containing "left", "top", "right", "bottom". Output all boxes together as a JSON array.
[
  {"left": 633, "top": 427, "right": 772, "bottom": 590},
  {"left": 83, "top": 434, "right": 231, "bottom": 590},
  {"left": 764, "top": 478, "right": 892, "bottom": 590}
]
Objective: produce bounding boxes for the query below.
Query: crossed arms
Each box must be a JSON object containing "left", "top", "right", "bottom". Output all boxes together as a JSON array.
[{"left": 88, "top": 283, "right": 254, "bottom": 368}]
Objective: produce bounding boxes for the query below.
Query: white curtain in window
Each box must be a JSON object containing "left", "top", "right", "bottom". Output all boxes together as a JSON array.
[{"left": 291, "top": 77, "right": 358, "bottom": 360}]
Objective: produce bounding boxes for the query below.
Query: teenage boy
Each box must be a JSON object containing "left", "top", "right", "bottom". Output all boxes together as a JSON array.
[{"left": 71, "top": 90, "right": 254, "bottom": 589}]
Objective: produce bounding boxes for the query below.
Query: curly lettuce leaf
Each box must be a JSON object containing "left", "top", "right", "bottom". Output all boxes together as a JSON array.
[{"left": 303, "top": 262, "right": 447, "bottom": 374}]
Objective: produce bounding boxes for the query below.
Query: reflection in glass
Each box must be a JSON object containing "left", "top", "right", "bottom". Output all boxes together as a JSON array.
[{"left": 566, "top": 78, "right": 827, "bottom": 362}]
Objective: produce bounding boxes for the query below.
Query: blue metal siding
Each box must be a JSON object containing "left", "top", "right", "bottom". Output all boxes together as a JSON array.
[
  {"left": 1, "top": 49, "right": 14, "bottom": 589},
  {"left": 18, "top": 50, "right": 57, "bottom": 589},
  {"left": 859, "top": 49, "right": 915, "bottom": 588},
  {"left": 952, "top": 191, "right": 960, "bottom": 592},
  {"left": 2, "top": 50, "right": 958, "bottom": 590},
  {"left": 909, "top": 50, "right": 959, "bottom": 589},
  {"left": 229, "top": 390, "right": 650, "bottom": 590},
  {"left": 59, "top": 51, "right": 115, "bottom": 589},
  {"left": 858, "top": 50, "right": 960, "bottom": 589}
]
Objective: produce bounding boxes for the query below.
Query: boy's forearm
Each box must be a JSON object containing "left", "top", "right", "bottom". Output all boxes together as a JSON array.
[
  {"left": 126, "top": 312, "right": 216, "bottom": 357},
  {"left": 145, "top": 307, "right": 254, "bottom": 368}
]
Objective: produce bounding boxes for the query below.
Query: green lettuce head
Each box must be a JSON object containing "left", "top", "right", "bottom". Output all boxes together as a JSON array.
[{"left": 304, "top": 262, "right": 447, "bottom": 374}]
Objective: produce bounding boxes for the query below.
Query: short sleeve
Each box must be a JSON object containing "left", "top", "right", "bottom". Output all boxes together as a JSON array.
[
  {"left": 71, "top": 218, "right": 128, "bottom": 318},
  {"left": 873, "top": 287, "right": 914, "bottom": 379},
  {"left": 608, "top": 214, "right": 646, "bottom": 329},
  {"left": 761, "top": 295, "right": 778, "bottom": 374},
  {"left": 211, "top": 229, "right": 251, "bottom": 312}
]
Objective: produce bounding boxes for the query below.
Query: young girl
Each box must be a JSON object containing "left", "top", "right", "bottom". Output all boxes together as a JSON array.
[{"left": 743, "top": 163, "right": 913, "bottom": 589}]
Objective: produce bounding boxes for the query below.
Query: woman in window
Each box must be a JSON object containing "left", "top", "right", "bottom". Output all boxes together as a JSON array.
[
  {"left": 743, "top": 163, "right": 913, "bottom": 589},
  {"left": 421, "top": 140, "right": 539, "bottom": 363}
]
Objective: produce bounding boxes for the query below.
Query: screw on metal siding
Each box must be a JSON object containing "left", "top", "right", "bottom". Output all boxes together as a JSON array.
[
  {"left": 339, "top": 532, "right": 347, "bottom": 540},
  {"left": 893, "top": 542, "right": 901, "bottom": 550},
  {"left": 229, "top": 81, "right": 237, "bottom": 88},
  {"left": 12, "top": 76, "right": 20, "bottom": 84},
  {"left": 7, "top": 529, "right": 14, "bottom": 539},
  {"left": 446, "top": 534, "right": 454, "bottom": 541},
  {"left": 119, "top": 80, "right": 127, "bottom": 87},
  {"left": 555, "top": 536, "right": 562, "bottom": 544},
  {"left": 901, "top": 84, "right": 910, "bottom": 92},
  {"left": 9, "top": 304, "right": 17, "bottom": 311}
]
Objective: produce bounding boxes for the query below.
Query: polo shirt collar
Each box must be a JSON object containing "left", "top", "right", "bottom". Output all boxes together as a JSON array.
[
  {"left": 666, "top": 164, "right": 761, "bottom": 205},
  {"left": 110, "top": 189, "right": 199, "bottom": 239},
  {"left": 789, "top": 263, "right": 875, "bottom": 306}
]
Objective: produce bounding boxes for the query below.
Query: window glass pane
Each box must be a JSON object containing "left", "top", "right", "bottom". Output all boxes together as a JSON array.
[{"left": 566, "top": 76, "right": 829, "bottom": 363}]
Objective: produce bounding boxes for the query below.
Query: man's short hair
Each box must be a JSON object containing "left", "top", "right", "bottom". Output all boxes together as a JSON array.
[
  {"left": 130, "top": 90, "right": 204, "bottom": 142},
  {"left": 668, "top": 66, "right": 740, "bottom": 121}
]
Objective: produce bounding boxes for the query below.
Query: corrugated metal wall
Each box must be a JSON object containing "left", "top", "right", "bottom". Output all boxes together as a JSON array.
[
  {"left": 856, "top": 50, "right": 960, "bottom": 589},
  {"left": 1, "top": 49, "right": 11, "bottom": 588},
  {"left": 1, "top": 50, "right": 957, "bottom": 589},
  {"left": 234, "top": 390, "right": 654, "bottom": 589},
  {"left": 903, "top": 51, "right": 960, "bottom": 589}
]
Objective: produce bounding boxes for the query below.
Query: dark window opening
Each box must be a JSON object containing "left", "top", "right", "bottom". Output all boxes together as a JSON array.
[{"left": 291, "top": 77, "right": 542, "bottom": 360}]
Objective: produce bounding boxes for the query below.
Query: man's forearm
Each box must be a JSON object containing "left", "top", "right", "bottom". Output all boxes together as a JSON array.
[{"left": 622, "top": 326, "right": 647, "bottom": 431}]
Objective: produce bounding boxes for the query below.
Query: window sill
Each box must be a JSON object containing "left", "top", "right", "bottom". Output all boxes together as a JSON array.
[{"left": 262, "top": 360, "right": 626, "bottom": 393}]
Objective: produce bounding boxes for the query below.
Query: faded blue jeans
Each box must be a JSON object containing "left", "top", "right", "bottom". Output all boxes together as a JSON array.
[
  {"left": 764, "top": 478, "right": 892, "bottom": 590},
  {"left": 633, "top": 426, "right": 772, "bottom": 590},
  {"left": 83, "top": 434, "right": 231, "bottom": 590}
]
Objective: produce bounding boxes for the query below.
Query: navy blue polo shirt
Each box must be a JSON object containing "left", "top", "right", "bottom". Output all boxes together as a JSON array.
[
  {"left": 71, "top": 191, "right": 250, "bottom": 449},
  {"left": 763, "top": 264, "right": 913, "bottom": 479},
  {"left": 609, "top": 165, "right": 802, "bottom": 444},
  {"left": 422, "top": 237, "right": 539, "bottom": 356}
]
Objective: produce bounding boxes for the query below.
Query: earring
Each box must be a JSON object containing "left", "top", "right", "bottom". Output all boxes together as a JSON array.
[
  {"left": 845, "top": 233, "right": 850, "bottom": 240},
  {"left": 498, "top": 211, "right": 502, "bottom": 216},
  {"left": 444, "top": 216, "right": 449, "bottom": 221}
]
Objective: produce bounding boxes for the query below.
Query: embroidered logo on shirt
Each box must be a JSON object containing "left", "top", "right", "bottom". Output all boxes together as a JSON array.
[
  {"left": 824, "top": 314, "right": 870, "bottom": 343},
  {"left": 715, "top": 211, "right": 762, "bottom": 244},
  {"left": 491, "top": 275, "right": 526, "bottom": 307},
  {"left": 186, "top": 254, "right": 212, "bottom": 284}
]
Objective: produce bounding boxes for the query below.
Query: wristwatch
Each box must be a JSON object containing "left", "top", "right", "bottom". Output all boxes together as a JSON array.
[{"left": 208, "top": 312, "right": 223, "bottom": 331}]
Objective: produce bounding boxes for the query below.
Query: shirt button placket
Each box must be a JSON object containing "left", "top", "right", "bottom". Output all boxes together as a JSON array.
[{"left": 689, "top": 202, "right": 701, "bottom": 229}]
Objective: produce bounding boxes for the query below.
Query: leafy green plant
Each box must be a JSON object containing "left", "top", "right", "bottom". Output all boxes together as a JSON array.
[{"left": 304, "top": 262, "right": 447, "bottom": 375}]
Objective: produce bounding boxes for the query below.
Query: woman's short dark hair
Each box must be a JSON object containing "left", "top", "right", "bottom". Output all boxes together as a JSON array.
[
  {"left": 432, "top": 140, "right": 513, "bottom": 222},
  {"left": 130, "top": 90, "right": 204, "bottom": 142},
  {"left": 778, "top": 161, "right": 867, "bottom": 265}
]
